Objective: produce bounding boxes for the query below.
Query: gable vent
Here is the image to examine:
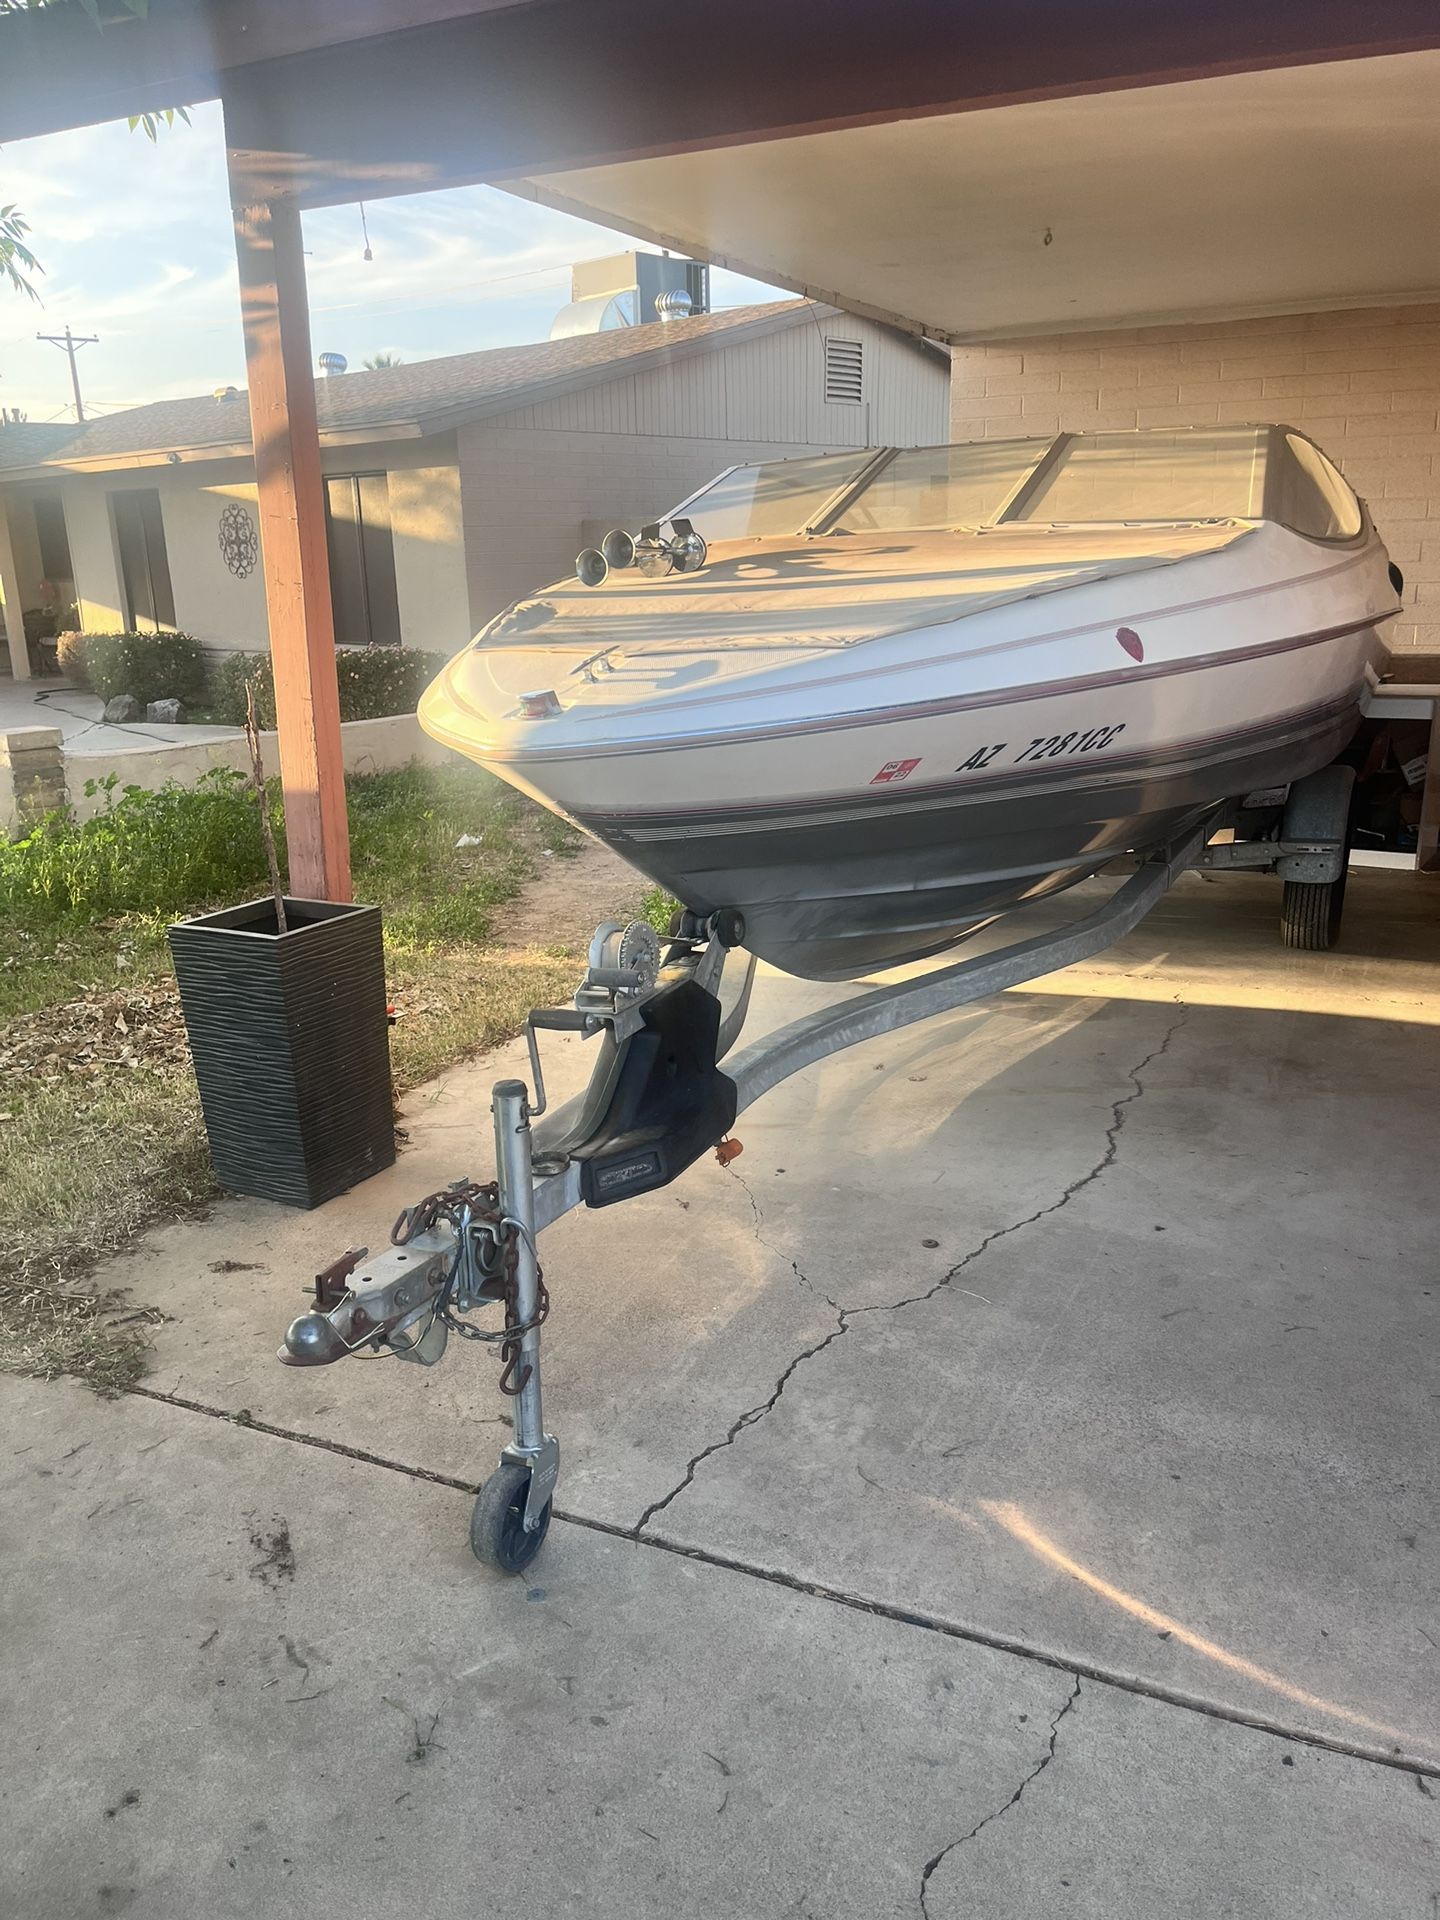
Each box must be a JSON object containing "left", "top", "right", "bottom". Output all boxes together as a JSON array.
[{"left": 823, "top": 336, "right": 864, "bottom": 404}]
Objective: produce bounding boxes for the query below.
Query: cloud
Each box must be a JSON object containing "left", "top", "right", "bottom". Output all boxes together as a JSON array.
[{"left": 0, "top": 104, "right": 784, "bottom": 422}]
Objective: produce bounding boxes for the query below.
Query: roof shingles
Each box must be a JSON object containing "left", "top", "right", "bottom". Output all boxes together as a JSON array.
[
  {"left": 0, "top": 422, "right": 78, "bottom": 472},
  {"left": 7, "top": 301, "right": 811, "bottom": 470}
]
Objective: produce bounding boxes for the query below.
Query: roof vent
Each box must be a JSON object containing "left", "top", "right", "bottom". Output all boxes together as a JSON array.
[
  {"left": 551, "top": 251, "right": 709, "bottom": 337},
  {"left": 823, "top": 337, "right": 863, "bottom": 405},
  {"left": 212, "top": 385, "right": 241, "bottom": 402},
  {"left": 318, "top": 351, "right": 348, "bottom": 376}
]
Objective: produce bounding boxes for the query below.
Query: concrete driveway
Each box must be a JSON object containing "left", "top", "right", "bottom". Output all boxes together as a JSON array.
[{"left": 2, "top": 869, "right": 1437, "bottom": 1917}]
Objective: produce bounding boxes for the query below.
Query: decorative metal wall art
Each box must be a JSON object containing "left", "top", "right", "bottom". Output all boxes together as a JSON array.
[{"left": 218, "top": 501, "right": 259, "bottom": 579}]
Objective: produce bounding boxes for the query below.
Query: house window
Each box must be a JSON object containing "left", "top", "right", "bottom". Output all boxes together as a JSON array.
[
  {"left": 113, "top": 488, "right": 175, "bottom": 629},
  {"left": 325, "top": 473, "right": 401, "bottom": 648},
  {"left": 823, "top": 337, "right": 864, "bottom": 405}
]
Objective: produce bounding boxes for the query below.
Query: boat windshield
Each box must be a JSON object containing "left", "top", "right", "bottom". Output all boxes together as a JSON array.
[
  {"left": 831, "top": 439, "right": 1051, "bottom": 532},
  {"left": 1011, "top": 427, "right": 1268, "bottom": 523},
  {"left": 669, "top": 450, "right": 875, "bottom": 540},
  {"left": 667, "top": 427, "right": 1362, "bottom": 544},
  {"left": 1271, "top": 432, "right": 1362, "bottom": 539}
]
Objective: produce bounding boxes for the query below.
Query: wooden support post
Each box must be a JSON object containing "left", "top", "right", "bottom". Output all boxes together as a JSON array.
[
  {"left": 0, "top": 496, "right": 32, "bottom": 682},
  {"left": 229, "top": 177, "right": 350, "bottom": 901}
]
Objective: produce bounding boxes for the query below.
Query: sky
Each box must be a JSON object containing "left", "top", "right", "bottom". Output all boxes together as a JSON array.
[{"left": 0, "top": 100, "right": 783, "bottom": 424}]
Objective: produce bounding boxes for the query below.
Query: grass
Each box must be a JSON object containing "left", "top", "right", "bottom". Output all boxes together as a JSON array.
[
  {"left": 0, "top": 763, "right": 625, "bottom": 1394},
  {"left": 640, "top": 884, "right": 682, "bottom": 935}
]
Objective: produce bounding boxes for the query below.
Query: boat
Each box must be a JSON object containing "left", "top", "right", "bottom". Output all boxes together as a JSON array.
[{"left": 420, "top": 425, "right": 1401, "bottom": 980}]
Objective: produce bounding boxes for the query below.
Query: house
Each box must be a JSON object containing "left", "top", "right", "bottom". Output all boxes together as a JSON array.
[{"left": 0, "top": 299, "right": 947, "bottom": 677}]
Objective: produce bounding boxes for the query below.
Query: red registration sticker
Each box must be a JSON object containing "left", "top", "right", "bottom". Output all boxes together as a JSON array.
[{"left": 871, "top": 757, "right": 921, "bottom": 785}]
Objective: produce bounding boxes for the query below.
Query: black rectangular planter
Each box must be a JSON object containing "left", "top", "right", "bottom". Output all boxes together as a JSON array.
[{"left": 168, "top": 897, "right": 395, "bottom": 1209}]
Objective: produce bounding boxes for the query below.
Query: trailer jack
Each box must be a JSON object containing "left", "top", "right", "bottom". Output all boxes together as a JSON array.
[{"left": 280, "top": 822, "right": 1212, "bottom": 1572}]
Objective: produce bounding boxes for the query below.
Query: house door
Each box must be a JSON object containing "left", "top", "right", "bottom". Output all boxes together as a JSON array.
[
  {"left": 31, "top": 492, "right": 74, "bottom": 611},
  {"left": 113, "top": 488, "right": 175, "bottom": 630},
  {"left": 324, "top": 473, "right": 401, "bottom": 648}
]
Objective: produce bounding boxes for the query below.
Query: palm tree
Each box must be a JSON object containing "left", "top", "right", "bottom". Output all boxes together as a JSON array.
[
  {"left": 3, "top": 2, "right": 189, "bottom": 297},
  {"left": 364, "top": 352, "right": 404, "bottom": 371}
]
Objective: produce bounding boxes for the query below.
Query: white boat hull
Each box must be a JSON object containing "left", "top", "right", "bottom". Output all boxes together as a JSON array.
[{"left": 423, "top": 515, "right": 1398, "bottom": 978}]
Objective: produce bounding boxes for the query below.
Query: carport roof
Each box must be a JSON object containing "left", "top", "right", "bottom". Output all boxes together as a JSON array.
[
  {"left": 0, "top": 298, "right": 842, "bottom": 477},
  {"left": 511, "top": 50, "right": 1440, "bottom": 340}
]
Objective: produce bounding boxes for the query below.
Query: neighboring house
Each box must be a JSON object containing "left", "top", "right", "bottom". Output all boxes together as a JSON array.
[
  {"left": 948, "top": 301, "right": 1440, "bottom": 659},
  {"left": 0, "top": 300, "right": 947, "bottom": 678}
]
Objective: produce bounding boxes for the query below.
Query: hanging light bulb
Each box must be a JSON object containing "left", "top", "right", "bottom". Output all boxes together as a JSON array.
[{"left": 360, "top": 201, "right": 374, "bottom": 263}]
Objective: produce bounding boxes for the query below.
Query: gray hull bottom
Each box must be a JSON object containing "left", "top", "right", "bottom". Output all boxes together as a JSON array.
[{"left": 584, "top": 704, "right": 1360, "bottom": 980}]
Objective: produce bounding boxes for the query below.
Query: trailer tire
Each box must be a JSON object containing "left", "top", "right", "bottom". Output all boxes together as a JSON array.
[
  {"left": 1278, "top": 764, "right": 1354, "bottom": 951},
  {"left": 1279, "top": 869, "right": 1348, "bottom": 950}
]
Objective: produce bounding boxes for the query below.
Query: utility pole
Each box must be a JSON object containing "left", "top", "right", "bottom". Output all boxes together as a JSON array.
[{"left": 36, "top": 325, "right": 98, "bottom": 423}]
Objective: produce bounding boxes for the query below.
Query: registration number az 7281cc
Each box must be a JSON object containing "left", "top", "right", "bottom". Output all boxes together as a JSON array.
[{"left": 956, "top": 723, "right": 1127, "bottom": 773}]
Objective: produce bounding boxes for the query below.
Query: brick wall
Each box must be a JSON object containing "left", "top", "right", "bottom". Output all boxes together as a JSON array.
[{"left": 950, "top": 303, "right": 1440, "bottom": 655}]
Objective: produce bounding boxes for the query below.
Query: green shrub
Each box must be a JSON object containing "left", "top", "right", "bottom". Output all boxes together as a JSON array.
[
  {"left": 209, "top": 646, "right": 451, "bottom": 727},
  {"left": 209, "top": 651, "right": 276, "bottom": 728},
  {"left": 55, "top": 629, "right": 90, "bottom": 686},
  {"left": 69, "top": 630, "right": 208, "bottom": 708},
  {"left": 336, "top": 646, "right": 451, "bottom": 721},
  {"left": 0, "top": 770, "right": 279, "bottom": 920}
]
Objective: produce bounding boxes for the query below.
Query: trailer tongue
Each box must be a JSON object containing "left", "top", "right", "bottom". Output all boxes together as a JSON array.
[{"left": 278, "top": 816, "right": 1222, "bottom": 1573}]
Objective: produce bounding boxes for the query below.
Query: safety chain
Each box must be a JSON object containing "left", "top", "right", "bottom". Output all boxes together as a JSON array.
[{"left": 391, "top": 1180, "right": 549, "bottom": 1395}]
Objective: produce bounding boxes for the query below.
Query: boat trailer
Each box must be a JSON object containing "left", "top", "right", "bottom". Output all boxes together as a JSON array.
[{"left": 276, "top": 794, "right": 1329, "bottom": 1573}]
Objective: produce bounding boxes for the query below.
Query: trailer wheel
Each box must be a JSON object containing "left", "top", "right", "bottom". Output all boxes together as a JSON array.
[
  {"left": 470, "top": 1462, "right": 551, "bottom": 1574},
  {"left": 1280, "top": 865, "right": 1349, "bottom": 950},
  {"left": 1277, "top": 764, "right": 1355, "bottom": 951}
]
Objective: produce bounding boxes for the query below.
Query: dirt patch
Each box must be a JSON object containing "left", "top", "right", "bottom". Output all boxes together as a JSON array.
[
  {"left": 247, "top": 1516, "right": 296, "bottom": 1587},
  {"left": 0, "top": 982, "right": 189, "bottom": 1087},
  {"left": 487, "top": 838, "right": 647, "bottom": 956}
]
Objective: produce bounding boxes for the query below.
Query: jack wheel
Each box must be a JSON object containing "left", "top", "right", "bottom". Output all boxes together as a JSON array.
[{"left": 470, "top": 1462, "right": 551, "bottom": 1574}]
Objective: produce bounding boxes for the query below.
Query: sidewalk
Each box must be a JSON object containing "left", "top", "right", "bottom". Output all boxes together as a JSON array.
[
  {"left": 2, "top": 868, "right": 1437, "bottom": 1916},
  {"left": 0, "top": 679, "right": 240, "bottom": 754}
]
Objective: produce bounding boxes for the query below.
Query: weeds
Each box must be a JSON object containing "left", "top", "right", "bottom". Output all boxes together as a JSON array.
[
  {"left": 0, "top": 770, "right": 274, "bottom": 919},
  {"left": 0, "top": 1067, "right": 213, "bottom": 1393},
  {"left": 640, "top": 885, "right": 682, "bottom": 934},
  {"left": 0, "top": 762, "right": 608, "bottom": 1393}
]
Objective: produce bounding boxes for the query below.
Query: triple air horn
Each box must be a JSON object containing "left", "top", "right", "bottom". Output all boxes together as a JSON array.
[{"left": 576, "top": 517, "right": 708, "bottom": 588}]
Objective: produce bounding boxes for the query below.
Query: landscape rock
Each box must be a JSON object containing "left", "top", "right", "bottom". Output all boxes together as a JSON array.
[
  {"left": 102, "top": 694, "right": 140, "bottom": 724},
  {"left": 145, "top": 698, "right": 187, "bottom": 725}
]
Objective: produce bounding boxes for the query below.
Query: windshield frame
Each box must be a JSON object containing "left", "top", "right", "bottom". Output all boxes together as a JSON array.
[
  {"left": 665, "top": 447, "right": 891, "bottom": 542},
  {"left": 667, "top": 426, "right": 1368, "bottom": 543},
  {"left": 1260, "top": 425, "right": 1368, "bottom": 547}
]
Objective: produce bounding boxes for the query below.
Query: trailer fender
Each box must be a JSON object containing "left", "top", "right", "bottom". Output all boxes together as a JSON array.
[{"left": 1278, "top": 765, "right": 1355, "bottom": 882}]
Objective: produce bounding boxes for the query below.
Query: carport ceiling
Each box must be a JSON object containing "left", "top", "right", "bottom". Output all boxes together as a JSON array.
[{"left": 509, "top": 53, "right": 1440, "bottom": 340}]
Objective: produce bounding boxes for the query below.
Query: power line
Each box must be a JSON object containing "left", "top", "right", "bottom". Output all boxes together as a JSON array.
[{"left": 36, "top": 325, "right": 99, "bottom": 422}]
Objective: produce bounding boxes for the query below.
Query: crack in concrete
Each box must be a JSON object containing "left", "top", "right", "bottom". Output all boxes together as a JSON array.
[
  {"left": 124, "top": 1381, "right": 1440, "bottom": 1780},
  {"left": 634, "top": 1005, "right": 1187, "bottom": 1535},
  {"left": 631, "top": 1314, "right": 849, "bottom": 1534},
  {"left": 725, "top": 1162, "right": 843, "bottom": 1312},
  {"left": 852, "top": 1002, "right": 1188, "bottom": 1326},
  {"left": 919, "top": 1676, "right": 1081, "bottom": 1917}
]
